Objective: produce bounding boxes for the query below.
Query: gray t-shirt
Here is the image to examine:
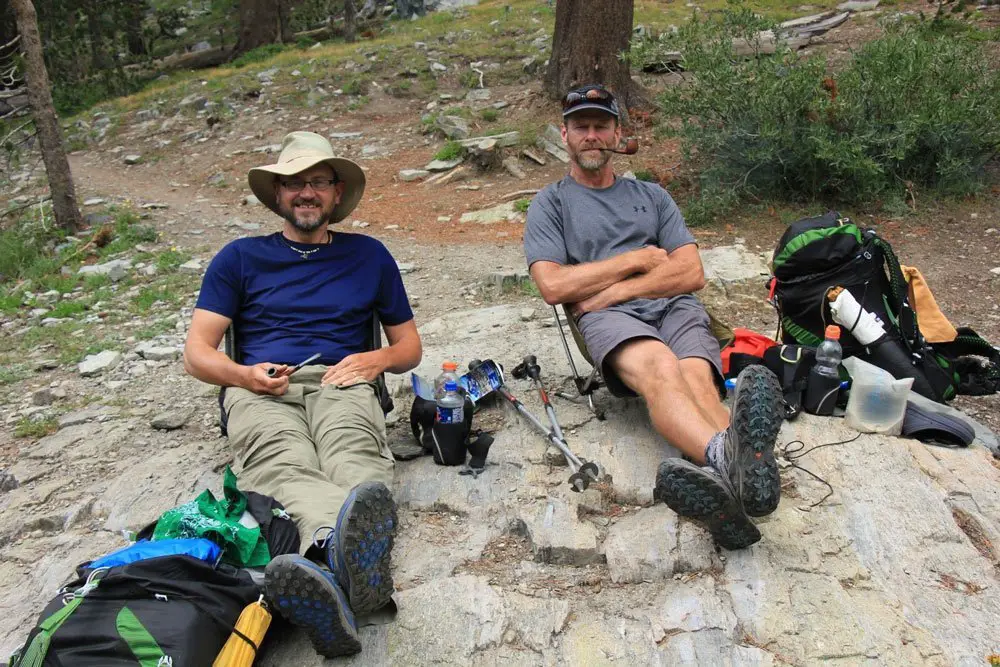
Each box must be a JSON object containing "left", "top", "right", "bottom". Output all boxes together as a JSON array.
[{"left": 524, "top": 175, "right": 697, "bottom": 323}]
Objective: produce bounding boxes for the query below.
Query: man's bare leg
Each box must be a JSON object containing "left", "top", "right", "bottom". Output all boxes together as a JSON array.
[
  {"left": 608, "top": 338, "right": 716, "bottom": 464},
  {"left": 679, "top": 357, "right": 729, "bottom": 431}
]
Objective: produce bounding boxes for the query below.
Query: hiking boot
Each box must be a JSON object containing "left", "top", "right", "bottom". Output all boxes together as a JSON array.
[
  {"left": 654, "top": 458, "right": 761, "bottom": 550},
  {"left": 264, "top": 554, "right": 361, "bottom": 658},
  {"left": 315, "top": 481, "right": 397, "bottom": 615},
  {"left": 721, "top": 365, "right": 784, "bottom": 517}
]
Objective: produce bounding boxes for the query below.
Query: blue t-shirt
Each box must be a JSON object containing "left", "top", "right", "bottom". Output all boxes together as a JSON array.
[{"left": 195, "top": 232, "right": 413, "bottom": 366}]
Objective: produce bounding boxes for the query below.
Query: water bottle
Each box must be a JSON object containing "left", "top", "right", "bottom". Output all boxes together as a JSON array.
[
  {"left": 436, "top": 380, "right": 465, "bottom": 424},
  {"left": 434, "top": 361, "right": 460, "bottom": 400},
  {"left": 804, "top": 325, "right": 842, "bottom": 416}
]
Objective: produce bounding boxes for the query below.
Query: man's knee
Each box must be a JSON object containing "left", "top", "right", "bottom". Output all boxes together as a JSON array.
[{"left": 610, "top": 338, "right": 683, "bottom": 397}]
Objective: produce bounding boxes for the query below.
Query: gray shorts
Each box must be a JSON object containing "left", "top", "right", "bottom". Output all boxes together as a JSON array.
[{"left": 576, "top": 298, "right": 724, "bottom": 397}]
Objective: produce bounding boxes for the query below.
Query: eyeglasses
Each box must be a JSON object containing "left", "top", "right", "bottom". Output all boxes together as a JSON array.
[
  {"left": 562, "top": 86, "right": 616, "bottom": 111},
  {"left": 279, "top": 178, "right": 338, "bottom": 192}
]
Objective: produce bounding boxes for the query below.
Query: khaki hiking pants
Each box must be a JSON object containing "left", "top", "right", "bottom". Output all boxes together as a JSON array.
[{"left": 223, "top": 366, "right": 394, "bottom": 554}]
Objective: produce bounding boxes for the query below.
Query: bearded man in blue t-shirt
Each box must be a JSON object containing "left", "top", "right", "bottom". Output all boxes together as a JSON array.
[
  {"left": 184, "top": 131, "right": 421, "bottom": 658},
  {"left": 524, "top": 86, "right": 785, "bottom": 553}
]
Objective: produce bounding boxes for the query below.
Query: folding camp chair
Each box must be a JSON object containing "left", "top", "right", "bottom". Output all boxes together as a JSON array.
[
  {"left": 218, "top": 313, "right": 394, "bottom": 436},
  {"left": 551, "top": 304, "right": 736, "bottom": 417}
]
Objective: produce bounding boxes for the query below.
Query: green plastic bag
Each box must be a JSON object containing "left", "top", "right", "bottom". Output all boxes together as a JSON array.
[{"left": 152, "top": 467, "right": 270, "bottom": 567}]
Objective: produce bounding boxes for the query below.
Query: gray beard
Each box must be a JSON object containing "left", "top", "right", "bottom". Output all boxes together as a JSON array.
[{"left": 576, "top": 149, "right": 611, "bottom": 171}]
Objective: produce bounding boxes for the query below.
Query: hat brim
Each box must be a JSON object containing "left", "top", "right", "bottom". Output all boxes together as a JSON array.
[
  {"left": 247, "top": 155, "right": 366, "bottom": 223},
  {"left": 562, "top": 102, "right": 620, "bottom": 118}
]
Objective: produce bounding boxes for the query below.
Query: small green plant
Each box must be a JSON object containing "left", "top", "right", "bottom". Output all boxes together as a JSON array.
[
  {"left": 433, "top": 141, "right": 465, "bottom": 161},
  {"left": 480, "top": 108, "right": 499, "bottom": 122},
  {"left": 15, "top": 416, "right": 59, "bottom": 438},
  {"left": 513, "top": 198, "right": 532, "bottom": 213},
  {"left": 343, "top": 78, "right": 368, "bottom": 96},
  {"left": 133, "top": 286, "right": 176, "bottom": 312},
  {"left": 48, "top": 301, "right": 87, "bottom": 318},
  {"left": 230, "top": 44, "right": 289, "bottom": 69},
  {"left": 155, "top": 249, "right": 190, "bottom": 273},
  {"left": 347, "top": 95, "right": 370, "bottom": 111},
  {"left": 459, "top": 71, "right": 480, "bottom": 89},
  {"left": 633, "top": 169, "right": 657, "bottom": 183}
]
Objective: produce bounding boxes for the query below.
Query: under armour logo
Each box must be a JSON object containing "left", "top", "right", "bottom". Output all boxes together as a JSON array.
[{"left": 633, "top": 205, "right": 647, "bottom": 213}]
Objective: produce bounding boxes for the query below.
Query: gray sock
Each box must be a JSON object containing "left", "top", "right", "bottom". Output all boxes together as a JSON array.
[{"left": 704, "top": 431, "right": 727, "bottom": 474}]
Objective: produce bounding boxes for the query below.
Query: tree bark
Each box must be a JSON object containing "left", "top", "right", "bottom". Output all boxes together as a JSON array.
[
  {"left": 344, "top": 0, "right": 357, "bottom": 43},
  {"left": 123, "top": 0, "right": 148, "bottom": 56},
  {"left": 277, "top": 0, "right": 295, "bottom": 43},
  {"left": 10, "top": 0, "right": 82, "bottom": 233},
  {"left": 234, "top": 0, "right": 281, "bottom": 56},
  {"left": 544, "top": 0, "right": 640, "bottom": 125}
]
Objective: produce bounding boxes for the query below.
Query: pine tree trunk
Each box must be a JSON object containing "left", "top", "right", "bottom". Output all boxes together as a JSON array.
[
  {"left": 234, "top": 0, "right": 281, "bottom": 56},
  {"left": 544, "top": 0, "right": 641, "bottom": 125},
  {"left": 10, "top": 0, "right": 82, "bottom": 233},
  {"left": 277, "top": 0, "right": 294, "bottom": 43},
  {"left": 344, "top": 0, "right": 357, "bottom": 43},
  {"left": 124, "top": 0, "right": 148, "bottom": 56}
]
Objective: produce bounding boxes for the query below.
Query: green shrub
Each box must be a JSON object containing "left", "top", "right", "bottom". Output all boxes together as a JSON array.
[
  {"left": 434, "top": 141, "right": 465, "bottom": 161},
  {"left": 634, "top": 7, "right": 1000, "bottom": 222},
  {"left": 513, "top": 198, "right": 532, "bottom": 213},
  {"left": 15, "top": 416, "right": 59, "bottom": 438},
  {"left": 343, "top": 78, "right": 369, "bottom": 96},
  {"left": 634, "top": 169, "right": 657, "bottom": 183},
  {"left": 480, "top": 108, "right": 499, "bottom": 122},
  {"left": 0, "top": 215, "right": 64, "bottom": 284}
]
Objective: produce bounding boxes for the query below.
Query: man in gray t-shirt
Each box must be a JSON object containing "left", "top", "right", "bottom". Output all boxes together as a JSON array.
[{"left": 524, "top": 85, "right": 783, "bottom": 551}]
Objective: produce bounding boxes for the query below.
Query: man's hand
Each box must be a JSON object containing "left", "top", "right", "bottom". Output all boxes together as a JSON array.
[
  {"left": 569, "top": 283, "right": 623, "bottom": 319},
  {"left": 321, "top": 350, "right": 387, "bottom": 387},
  {"left": 243, "top": 363, "right": 290, "bottom": 395},
  {"left": 633, "top": 246, "right": 670, "bottom": 274}
]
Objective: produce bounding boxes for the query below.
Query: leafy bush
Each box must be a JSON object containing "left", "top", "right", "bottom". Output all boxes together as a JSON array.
[
  {"left": 434, "top": 141, "right": 465, "bottom": 161},
  {"left": 633, "top": 7, "right": 1000, "bottom": 221},
  {"left": 513, "top": 198, "right": 531, "bottom": 213},
  {"left": 343, "top": 78, "right": 369, "bottom": 96},
  {"left": 634, "top": 169, "right": 658, "bottom": 182},
  {"left": 480, "top": 108, "right": 499, "bottom": 122}
]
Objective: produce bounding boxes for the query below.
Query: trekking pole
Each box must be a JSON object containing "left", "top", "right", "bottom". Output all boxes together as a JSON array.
[
  {"left": 494, "top": 384, "right": 591, "bottom": 492},
  {"left": 510, "top": 356, "right": 602, "bottom": 489}
]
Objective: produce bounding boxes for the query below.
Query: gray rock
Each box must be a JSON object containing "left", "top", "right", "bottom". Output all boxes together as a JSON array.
[
  {"left": 425, "top": 158, "right": 463, "bottom": 172},
  {"left": 329, "top": 132, "right": 363, "bottom": 139},
  {"left": 78, "top": 350, "right": 123, "bottom": 376},
  {"left": 207, "top": 173, "right": 226, "bottom": 187},
  {"left": 140, "top": 202, "right": 168, "bottom": 210},
  {"left": 537, "top": 137, "right": 569, "bottom": 164},
  {"left": 123, "top": 154, "right": 142, "bottom": 165},
  {"left": 135, "top": 343, "right": 181, "bottom": 361},
  {"left": 179, "top": 94, "right": 208, "bottom": 110},
  {"left": 244, "top": 195, "right": 262, "bottom": 206},
  {"left": 465, "top": 88, "right": 491, "bottom": 101},
  {"left": 838, "top": 0, "right": 879, "bottom": 9},
  {"left": 29, "top": 308, "right": 49, "bottom": 318},
  {"left": 492, "top": 101, "right": 509, "bottom": 110},
  {"left": 457, "top": 131, "right": 519, "bottom": 148},
  {"left": 605, "top": 506, "right": 679, "bottom": 583},
  {"left": 502, "top": 157, "right": 526, "bottom": 179},
  {"left": 435, "top": 114, "right": 470, "bottom": 140},
  {"left": 430, "top": 61, "right": 448, "bottom": 72},
  {"left": 82, "top": 197, "right": 105, "bottom": 206},
  {"left": 520, "top": 497, "right": 601, "bottom": 565},
  {"left": 31, "top": 388, "right": 55, "bottom": 406},
  {"left": 519, "top": 308, "right": 535, "bottom": 322},
  {"left": 191, "top": 40, "right": 212, "bottom": 52},
  {"left": 701, "top": 244, "right": 770, "bottom": 284},
  {"left": 0, "top": 469, "right": 18, "bottom": 492},
  {"left": 179, "top": 260, "right": 203, "bottom": 274},
  {"left": 57, "top": 406, "right": 114, "bottom": 429},
  {"left": 399, "top": 169, "right": 430, "bottom": 182},
  {"left": 34, "top": 359, "right": 59, "bottom": 371},
  {"left": 459, "top": 201, "right": 521, "bottom": 224},
  {"left": 78, "top": 259, "right": 131, "bottom": 281},
  {"left": 150, "top": 408, "right": 194, "bottom": 431},
  {"left": 257, "top": 67, "right": 279, "bottom": 82},
  {"left": 397, "top": 263, "right": 417, "bottom": 274}
]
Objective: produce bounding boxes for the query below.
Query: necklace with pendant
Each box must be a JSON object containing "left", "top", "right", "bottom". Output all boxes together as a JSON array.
[{"left": 281, "top": 231, "right": 331, "bottom": 259}]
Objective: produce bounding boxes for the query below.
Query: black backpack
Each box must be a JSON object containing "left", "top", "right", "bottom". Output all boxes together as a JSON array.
[
  {"left": 770, "top": 212, "right": 962, "bottom": 402},
  {"left": 10, "top": 555, "right": 259, "bottom": 667}
]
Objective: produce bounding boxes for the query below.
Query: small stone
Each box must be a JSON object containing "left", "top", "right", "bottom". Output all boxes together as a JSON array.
[
  {"left": 78, "top": 350, "right": 123, "bottom": 376},
  {"left": 990, "top": 267, "right": 1000, "bottom": 276},
  {"left": 397, "top": 262, "right": 417, "bottom": 274},
  {"left": 520, "top": 308, "right": 536, "bottom": 322},
  {"left": 329, "top": 132, "right": 363, "bottom": 139},
  {"left": 244, "top": 195, "right": 261, "bottom": 206},
  {"left": 430, "top": 62, "right": 448, "bottom": 72},
  {"left": 399, "top": 169, "right": 430, "bottom": 182},
  {"left": 492, "top": 101, "right": 509, "bottom": 110},
  {"left": 179, "top": 260, "right": 203, "bottom": 273},
  {"left": 465, "top": 88, "right": 491, "bottom": 101},
  {"left": 83, "top": 197, "right": 105, "bottom": 206},
  {"left": 34, "top": 359, "right": 59, "bottom": 371},
  {"left": 29, "top": 308, "right": 50, "bottom": 318},
  {"left": 385, "top": 224, "right": 400, "bottom": 230},
  {"left": 0, "top": 469, "right": 18, "bottom": 493},
  {"left": 140, "top": 202, "right": 168, "bottom": 210},
  {"left": 151, "top": 408, "right": 194, "bottom": 431},
  {"left": 425, "top": 158, "right": 463, "bottom": 172},
  {"left": 522, "top": 148, "right": 546, "bottom": 165},
  {"left": 31, "top": 388, "right": 55, "bottom": 406},
  {"left": 124, "top": 154, "right": 142, "bottom": 165},
  {"left": 503, "top": 157, "right": 526, "bottom": 179},
  {"left": 437, "top": 216, "right": 451, "bottom": 223},
  {"left": 136, "top": 343, "right": 181, "bottom": 361}
]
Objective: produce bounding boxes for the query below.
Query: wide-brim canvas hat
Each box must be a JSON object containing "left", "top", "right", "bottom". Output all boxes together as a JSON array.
[{"left": 247, "top": 131, "right": 365, "bottom": 223}]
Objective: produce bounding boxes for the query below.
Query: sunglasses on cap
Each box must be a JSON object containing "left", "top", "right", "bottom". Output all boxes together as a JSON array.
[{"left": 561, "top": 85, "right": 620, "bottom": 117}]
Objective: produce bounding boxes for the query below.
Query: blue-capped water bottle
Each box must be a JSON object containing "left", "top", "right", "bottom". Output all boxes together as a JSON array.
[{"left": 436, "top": 380, "right": 465, "bottom": 424}]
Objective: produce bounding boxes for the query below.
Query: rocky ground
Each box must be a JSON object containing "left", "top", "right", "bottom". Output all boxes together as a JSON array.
[{"left": 3, "top": 2, "right": 1000, "bottom": 664}]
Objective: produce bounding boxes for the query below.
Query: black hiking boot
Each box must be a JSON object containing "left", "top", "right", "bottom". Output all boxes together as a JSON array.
[
  {"left": 720, "top": 365, "right": 784, "bottom": 517},
  {"left": 654, "top": 458, "right": 762, "bottom": 550},
  {"left": 264, "top": 554, "right": 362, "bottom": 658},
  {"left": 315, "top": 481, "right": 398, "bottom": 615}
]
